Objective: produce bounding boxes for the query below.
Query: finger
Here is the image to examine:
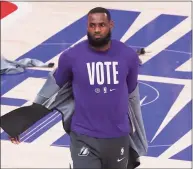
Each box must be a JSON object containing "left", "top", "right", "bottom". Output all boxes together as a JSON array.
[
  {"left": 11, "top": 139, "right": 17, "bottom": 144},
  {"left": 10, "top": 137, "right": 20, "bottom": 144},
  {"left": 12, "top": 140, "right": 20, "bottom": 144},
  {"left": 16, "top": 138, "right": 20, "bottom": 144},
  {"left": 12, "top": 140, "right": 17, "bottom": 144}
]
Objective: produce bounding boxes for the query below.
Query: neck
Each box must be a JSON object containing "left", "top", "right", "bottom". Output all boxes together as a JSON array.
[{"left": 90, "top": 40, "right": 111, "bottom": 52}]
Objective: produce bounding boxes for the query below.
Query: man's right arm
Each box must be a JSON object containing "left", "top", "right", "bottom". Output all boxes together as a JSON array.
[
  {"left": 53, "top": 51, "right": 73, "bottom": 88},
  {"left": 9, "top": 51, "right": 73, "bottom": 144}
]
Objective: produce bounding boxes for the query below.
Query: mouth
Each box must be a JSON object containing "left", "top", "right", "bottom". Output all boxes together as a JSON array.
[{"left": 94, "top": 35, "right": 101, "bottom": 38}]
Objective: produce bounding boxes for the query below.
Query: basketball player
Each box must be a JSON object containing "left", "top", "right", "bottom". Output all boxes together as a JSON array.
[{"left": 11, "top": 7, "right": 140, "bottom": 169}]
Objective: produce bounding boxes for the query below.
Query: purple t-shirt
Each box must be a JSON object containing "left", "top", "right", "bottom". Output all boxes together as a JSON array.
[{"left": 53, "top": 39, "right": 139, "bottom": 138}]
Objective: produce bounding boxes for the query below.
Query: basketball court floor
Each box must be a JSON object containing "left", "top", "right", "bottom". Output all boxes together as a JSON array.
[{"left": 1, "top": 1, "right": 192, "bottom": 168}]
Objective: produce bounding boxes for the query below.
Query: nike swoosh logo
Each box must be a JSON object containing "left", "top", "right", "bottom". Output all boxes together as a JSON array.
[{"left": 117, "top": 157, "right": 125, "bottom": 162}]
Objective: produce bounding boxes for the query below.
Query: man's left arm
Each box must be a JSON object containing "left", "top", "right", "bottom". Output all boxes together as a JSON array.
[{"left": 127, "top": 50, "right": 139, "bottom": 94}]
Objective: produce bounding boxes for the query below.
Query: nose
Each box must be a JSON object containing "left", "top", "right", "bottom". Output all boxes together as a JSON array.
[{"left": 94, "top": 26, "right": 101, "bottom": 33}]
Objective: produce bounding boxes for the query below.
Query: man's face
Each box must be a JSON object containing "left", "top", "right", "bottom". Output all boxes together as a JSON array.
[{"left": 87, "top": 13, "right": 114, "bottom": 48}]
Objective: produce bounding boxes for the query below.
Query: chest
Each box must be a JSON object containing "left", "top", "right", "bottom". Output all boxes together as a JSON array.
[{"left": 72, "top": 53, "right": 129, "bottom": 86}]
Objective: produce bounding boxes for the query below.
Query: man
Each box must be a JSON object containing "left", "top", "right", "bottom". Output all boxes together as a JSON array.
[
  {"left": 9, "top": 7, "right": 141, "bottom": 169},
  {"left": 54, "top": 7, "right": 139, "bottom": 168}
]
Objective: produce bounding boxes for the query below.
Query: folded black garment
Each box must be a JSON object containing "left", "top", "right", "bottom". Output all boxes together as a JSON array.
[
  {"left": 0, "top": 103, "right": 52, "bottom": 138},
  {"left": 127, "top": 147, "right": 140, "bottom": 169}
]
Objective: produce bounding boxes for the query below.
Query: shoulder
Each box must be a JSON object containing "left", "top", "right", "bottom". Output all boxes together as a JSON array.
[
  {"left": 112, "top": 39, "right": 135, "bottom": 52},
  {"left": 62, "top": 40, "right": 87, "bottom": 56},
  {"left": 59, "top": 40, "right": 87, "bottom": 62},
  {"left": 112, "top": 39, "right": 138, "bottom": 61}
]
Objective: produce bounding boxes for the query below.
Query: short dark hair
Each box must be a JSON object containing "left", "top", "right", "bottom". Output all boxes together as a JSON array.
[{"left": 88, "top": 7, "right": 111, "bottom": 21}]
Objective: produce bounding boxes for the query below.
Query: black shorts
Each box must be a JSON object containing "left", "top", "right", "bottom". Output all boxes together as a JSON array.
[{"left": 69, "top": 131, "right": 130, "bottom": 169}]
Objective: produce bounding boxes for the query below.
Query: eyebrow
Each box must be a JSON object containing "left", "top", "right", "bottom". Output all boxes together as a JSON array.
[{"left": 89, "top": 22, "right": 106, "bottom": 24}]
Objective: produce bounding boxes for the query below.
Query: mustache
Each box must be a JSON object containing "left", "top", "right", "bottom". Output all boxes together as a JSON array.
[
  {"left": 93, "top": 33, "right": 102, "bottom": 36},
  {"left": 87, "top": 31, "right": 111, "bottom": 48}
]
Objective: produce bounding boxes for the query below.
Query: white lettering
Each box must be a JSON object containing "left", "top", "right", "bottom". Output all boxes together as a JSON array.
[
  {"left": 112, "top": 62, "right": 119, "bottom": 84},
  {"left": 104, "top": 62, "right": 111, "bottom": 84},
  {"left": 86, "top": 62, "right": 95, "bottom": 85},
  {"left": 96, "top": 62, "right": 104, "bottom": 85},
  {"left": 87, "top": 61, "right": 119, "bottom": 85}
]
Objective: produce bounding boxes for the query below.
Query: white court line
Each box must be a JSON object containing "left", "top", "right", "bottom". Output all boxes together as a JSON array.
[
  {"left": 41, "top": 43, "right": 73, "bottom": 45},
  {"left": 20, "top": 111, "right": 59, "bottom": 141},
  {"left": 138, "top": 74, "right": 190, "bottom": 86},
  {"left": 164, "top": 49, "right": 191, "bottom": 55},
  {"left": 159, "top": 130, "right": 191, "bottom": 159},
  {"left": 51, "top": 144, "right": 69, "bottom": 147},
  {"left": 21, "top": 114, "right": 61, "bottom": 142},
  {"left": 129, "top": 45, "right": 191, "bottom": 55},
  {"left": 120, "top": 10, "right": 161, "bottom": 43},
  {"left": 38, "top": 42, "right": 191, "bottom": 55},
  {"left": 139, "top": 81, "right": 160, "bottom": 106},
  {"left": 148, "top": 145, "right": 172, "bottom": 148},
  {"left": 142, "top": 17, "right": 191, "bottom": 63},
  {"left": 16, "top": 75, "right": 191, "bottom": 142},
  {"left": 151, "top": 82, "right": 191, "bottom": 142},
  {"left": 176, "top": 58, "right": 191, "bottom": 72}
]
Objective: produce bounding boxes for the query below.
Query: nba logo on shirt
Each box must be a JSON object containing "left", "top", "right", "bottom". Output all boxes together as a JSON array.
[{"left": 103, "top": 87, "right": 107, "bottom": 93}]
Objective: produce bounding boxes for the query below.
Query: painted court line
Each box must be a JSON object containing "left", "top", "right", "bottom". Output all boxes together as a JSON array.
[
  {"left": 40, "top": 43, "right": 191, "bottom": 55},
  {"left": 20, "top": 112, "right": 59, "bottom": 141},
  {"left": 21, "top": 114, "right": 61, "bottom": 142}
]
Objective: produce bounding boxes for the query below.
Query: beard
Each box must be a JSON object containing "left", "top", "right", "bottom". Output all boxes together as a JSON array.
[{"left": 87, "top": 31, "right": 111, "bottom": 48}]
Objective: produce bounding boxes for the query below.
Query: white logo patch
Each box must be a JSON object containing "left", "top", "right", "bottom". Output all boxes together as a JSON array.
[
  {"left": 117, "top": 157, "right": 125, "bottom": 162},
  {"left": 78, "top": 146, "right": 89, "bottom": 156}
]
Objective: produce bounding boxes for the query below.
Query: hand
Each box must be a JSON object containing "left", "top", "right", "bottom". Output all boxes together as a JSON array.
[{"left": 10, "top": 136, "right": 20, "bottom": 144}]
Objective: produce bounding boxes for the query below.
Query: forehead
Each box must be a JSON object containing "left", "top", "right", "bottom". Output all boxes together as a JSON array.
[{"left": 88, "top": 13, "right": 109, "bottom": 23}]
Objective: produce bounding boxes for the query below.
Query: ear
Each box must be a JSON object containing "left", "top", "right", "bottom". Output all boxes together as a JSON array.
[
  {"left": 87, "top": 21, "right": 89, "bottom": 31},
  {"left": 110, "top": 20, "right": 114, "bottom": 30}
]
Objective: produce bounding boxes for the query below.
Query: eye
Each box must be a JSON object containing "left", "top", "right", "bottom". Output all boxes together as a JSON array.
[
  {"left": 100, "top": 23, "right": 105, "bottom": 27},
  {"left": 90, "top": 23, "right": 95, "bottom": 28}
]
